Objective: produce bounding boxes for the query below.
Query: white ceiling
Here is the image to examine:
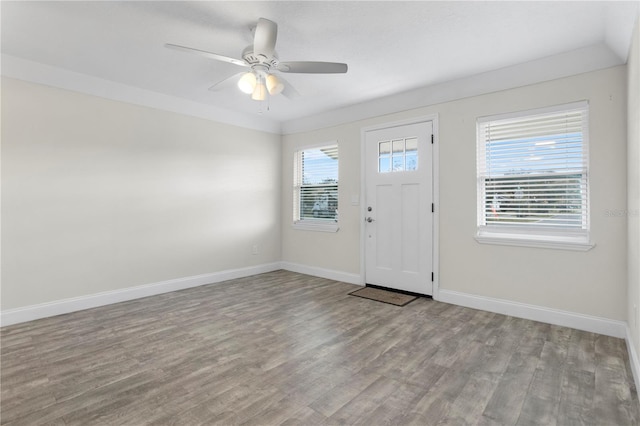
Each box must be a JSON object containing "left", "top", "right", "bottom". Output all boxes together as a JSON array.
[{"left": 2, "top": 1, "right": 639, "bottom": 133}]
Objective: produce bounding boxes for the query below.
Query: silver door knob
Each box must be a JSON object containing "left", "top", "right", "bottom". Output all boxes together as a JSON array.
[{"left": 366, "top": 217, "right": 375, "bottom": 223}]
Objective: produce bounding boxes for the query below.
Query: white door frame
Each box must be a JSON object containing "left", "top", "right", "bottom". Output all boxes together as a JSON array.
[{"left": 360, "top": 114, "right": 440, "bottom": 299}]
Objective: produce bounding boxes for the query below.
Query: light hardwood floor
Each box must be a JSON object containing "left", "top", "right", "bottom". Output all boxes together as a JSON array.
[{"left": 1, "top": 270, "right": 639, "bottom": 425}]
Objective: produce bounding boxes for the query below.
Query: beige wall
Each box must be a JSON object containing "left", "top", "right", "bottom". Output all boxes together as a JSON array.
[
  {"left": 628, "top": 17, "right": 640, "bottom": 358},
  {"left": 282, "top": 66, "right": 628, "bottom": 321},
  {"left": 1, "top": 77, "right": 282, "bottom": 310},
  {"left": 282, "top": 124, "right": 363, "bottom": 274},
  {"left": 1, "top": 63, "right": 631, "bottom": 324}
]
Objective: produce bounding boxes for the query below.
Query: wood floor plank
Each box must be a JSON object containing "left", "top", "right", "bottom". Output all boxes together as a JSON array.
[
  {"left": 440, "top": 372, "right": 501, "bottom": 425},
  {"left": 307, "top": 370, "right": 382, "bottom": 418},
  {"left": 406, "top": 367, "right": 475, "bottom": 423},
  {"left": 279, "top": 406, "right": 327, "bottom": 426},
  {"left": 481, "top": 352, "right": 539, "bottom": 425},
  {"left": 516, "top": 338, "right": 572, "bottom": 426},
  {"left": 593, "top": 353, "right": 640, "bottom": 425},
  {"left": 557, "top": 368, "right": 595, "bottom": 426},
  {"left": 358, "top": 382, "right": 429, "bottom": 426},
  {"left": 324, "top": 375, "right": 402, "bottom": 425},
  {"left": 1, "top": 270, "right": 638, "bottom": 425}
]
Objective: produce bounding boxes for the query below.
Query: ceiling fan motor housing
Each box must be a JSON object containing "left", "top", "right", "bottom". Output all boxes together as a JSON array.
[{"left": 242, "top": 46, "right": 278, "bottom": 70}]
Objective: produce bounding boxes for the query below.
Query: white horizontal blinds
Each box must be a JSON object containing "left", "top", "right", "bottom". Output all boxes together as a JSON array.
[
  {"left": 478, "top": 103, "right": 588, "bottom": 230},
  {"left": 295, "top": 145, "right": 339, "bottom": 221}
]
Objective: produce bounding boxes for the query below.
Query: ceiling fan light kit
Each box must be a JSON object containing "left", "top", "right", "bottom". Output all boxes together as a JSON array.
[
  {"left": 238, "top": 68, "right": 284, "bottom": 99},
  {"left": 237, "top": 72, "right": 256, "bottom": 94},
  {"left": 251, "top": 78, "right": 267, "bottom": 101},
  {"left": 266, "top": 74, "right": 284, "bottom": 95},
  {"left": 166, "top": 17, "right": 348, "bottom": 105}
]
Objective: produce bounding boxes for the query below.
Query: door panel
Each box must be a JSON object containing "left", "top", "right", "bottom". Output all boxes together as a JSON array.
[
  {"left": 365, "top": 121, "right": 433, "bottom": 295},
  {"left": 375, "top": 184, "right": 393, "bottom": 269},
  {"left": 401, "top": 183, "right": 420, "bottom": 273}
]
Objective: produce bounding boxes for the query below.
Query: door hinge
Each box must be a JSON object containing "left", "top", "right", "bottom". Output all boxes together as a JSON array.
[
  {"left": 431, "top": 272, "right": 434, "bottom": 282},
  {"left": 431, "top": 203, "right": 434, "bottom": 213},
  {"left": 431, "top": 134, "right": 434, "bottom": 144}
]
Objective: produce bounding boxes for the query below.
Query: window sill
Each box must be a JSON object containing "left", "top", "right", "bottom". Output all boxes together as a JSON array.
[
  {"left": 293, "top": 221, "right": 339, "bottom": 233},
  {"left": 475, "top": 234, "right": 594, "bottom": 251}
]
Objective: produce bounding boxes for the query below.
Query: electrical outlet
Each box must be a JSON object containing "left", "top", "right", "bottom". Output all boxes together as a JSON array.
[{"left": 252, "top": 245, "right": 259, "bottom": 255}]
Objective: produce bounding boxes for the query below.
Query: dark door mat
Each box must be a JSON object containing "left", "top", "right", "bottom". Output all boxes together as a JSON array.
[{"left": 349, "top": 286, "right": 418, "bottom": 306}]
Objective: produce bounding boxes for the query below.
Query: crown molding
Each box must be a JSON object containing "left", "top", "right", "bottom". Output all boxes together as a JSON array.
[
  {"left": 1, "top": 54, "right": 282, "bottom": 135},
  {"left": 2, "top": 42, "right": 625, "bottom": 137},
  {"left": 281, "top": 43, "right": 623, "bottom": 135}
]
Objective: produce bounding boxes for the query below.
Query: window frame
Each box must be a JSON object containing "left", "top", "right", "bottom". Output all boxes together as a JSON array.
[
  {"left": 475, "top": 101, "right": 594, "bottom": 251},
  {"left": 292, "top": 142, "right": 339, "bottom": 233}
]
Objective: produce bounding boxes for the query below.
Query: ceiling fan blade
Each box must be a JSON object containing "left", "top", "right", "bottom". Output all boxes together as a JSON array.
[
  {"left": 165, "top": 43, "right": 248, "bottom": 68},
  {"left": 253, "top": 18, "right": 277, "bottom": 58},
  {"left": 208, "top": 72, "right": 245, "bottom": 91},
  {"left": 277, "top": 61, "right": 348, "bottom": 74},
  {"left": 277, "top": 77, "right": 300, "bottom": 99}
]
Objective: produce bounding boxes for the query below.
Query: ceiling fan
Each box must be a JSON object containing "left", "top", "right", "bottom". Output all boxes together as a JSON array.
[{"left": 166, "top": 18, "right": 348, "bottom": 101}]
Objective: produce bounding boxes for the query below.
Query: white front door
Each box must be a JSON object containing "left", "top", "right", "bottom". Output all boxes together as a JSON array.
[{"left": 364, "top": 121, "right": 433, "bottom": 295}]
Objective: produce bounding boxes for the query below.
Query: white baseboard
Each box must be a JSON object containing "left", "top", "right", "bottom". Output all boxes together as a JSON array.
[
  {"left": 437, "top": 289, "right": 627, "bottom": 338},
  {"left": 0, "top": 263, "right": 281, "bottom": 327},
  {"left": 280, "top": 261, "right": 362, "bottom": 285},
  {"left": 2, "top": 261, "right": 628, "bottom": 342},
  {"left": 626, "top": 326, "right": 640, "bottom": 403}
]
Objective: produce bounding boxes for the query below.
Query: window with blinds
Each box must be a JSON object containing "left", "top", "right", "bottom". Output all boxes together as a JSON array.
[
  {"left": 293, "top": 144, "right": 339, "bottom": 230},
  {"left": 476, "top": 102, "right": 591, "bottom": 249}
]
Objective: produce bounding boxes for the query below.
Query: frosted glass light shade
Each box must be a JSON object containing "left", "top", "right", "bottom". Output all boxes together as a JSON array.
[
  {"left": 251, "top": 82, "right": 267, "bottom": 101},
  {"left": 237, "top": 72, "right": 257, "bottom": 94},
  {"left": 266, "top": 74, "right": 284, "bottom": 95}
]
